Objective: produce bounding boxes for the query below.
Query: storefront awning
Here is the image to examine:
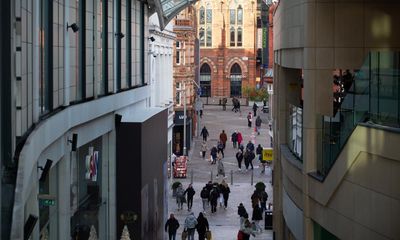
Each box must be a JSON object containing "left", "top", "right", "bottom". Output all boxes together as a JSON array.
[{"left": 148, "top": 0, "right": 198, "bottom": 30}]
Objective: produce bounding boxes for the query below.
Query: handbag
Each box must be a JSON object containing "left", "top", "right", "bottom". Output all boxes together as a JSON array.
[
  {"left": 181, "top": 230, "right": 188, "bottom": 240},
  {"left": 205, "top": 230, "right": 212, "bottom": 240}
]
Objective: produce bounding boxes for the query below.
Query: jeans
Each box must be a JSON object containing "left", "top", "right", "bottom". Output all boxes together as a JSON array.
[
  {"left": 168, "top": 232, "right": 176, "bottom": 240},
  {"left": 187, "top": 228, "right": 195, "bottom": 240},
  {"left": 187, "top": 197, "right": 193, "bottom": 210},
  {"left": 202, "top": 198, "right": 208, "bottom": 211}
]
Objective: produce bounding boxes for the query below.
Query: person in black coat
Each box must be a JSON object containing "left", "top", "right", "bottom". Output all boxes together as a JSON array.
[
  {"left": 236, "top": 149, "right": 244, "bottom": 171},
  {"left": 231, "top": 131, "right": 238, "bottom": 148},
  {"left": 252, "top": 102, "right": 258, "bottom": 117},
  {"left": 222, "top": 184, "right": 230, "bottom": 208},
  {"left": 165, "top": 213, "right": 180, "bottom": 240},
  {"left": 184, "top": 184, "right": 196, "bottom": 211},
  {"left": 201, "top": 126, "right": 209, "bottom": 141},
  {"left": 196, "top": 212, "right": 209, "bottom": 240},
  {"left": 237, "top": 203, "right": 247, "bottom": 217},
  {"left": 252, "top": 204, "right": 263, "bottom": 233},
  {"left": 209, "top": 186, "right": 219, "bottom": 213}
]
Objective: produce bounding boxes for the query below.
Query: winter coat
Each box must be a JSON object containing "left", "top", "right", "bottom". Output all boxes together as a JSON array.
[
  {"left": 184, "top": 186, "right": 196, "bottom": 199},
  {"left": 252, "top": 103, "right": 258, "bottom": 111},
  {"left": 184, "top": 213, "right": 198, "bottom": 229},
  {"left": 176, "top": 186, "right": 185, "bottom": 198},
  {"left": 165, "top": 218, "right": 180, "bottom": 233},
  {"left": 260, "top": 191, "right": 268, "bottom": 203},
  {"left": 255, "top": 116, "right": 262, "bottom": 127},
  {"left": 222, "top": 185, "right": 230, "bottom": 199},
  {"left": 231, "top": 132, "right": 238, "bottom": 142},
  {"left": 210, "top": 147, "right": 218, "bottom": 158},
  {"left": 210, "top": 187, "right": 219, "bottom": 202},
  {"left": 200, "top": 188, "right": 210, "bottom": 199},
  {"left": 252, "top": 205, "right": 263, "bottom": 221},
  {"left": 201, "top": 128, "right": 209, "bottom": 137},
  {"left": 237, "top": 133, "right": 243, "bottom": 144},
  {"left": 201, "top": 143, "right": 208, "bottom": 152},
  {"left": 246, "top": 142, "right": 255, "bottom": 152},
  {"left": 220, "top": 132, "right": 228, "bottom": 144},
  {"left": 236, "top": 150, "right": 243, "bottom": 162},
  {"left": 196, "top": 215, "right": 209, "bottom": 234},
  {"left": 256, "top": 145, "right": 263, "bottom": 155}
]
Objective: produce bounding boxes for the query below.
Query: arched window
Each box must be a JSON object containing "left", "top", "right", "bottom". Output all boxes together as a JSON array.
[
  {"left": 237, "top": 27, "right": 242, "bottom": 47},
  {"left": 237, "top": 5, "right": 243, "bottom": 25},
  {"left": 200, "top": 63, "right": 212, "bottom": 97},
  {"left": 230, "top": 27, "right": 235, "bottom": 47},
  {"left": 199, "top": 7, "right": 205, "bottom": 24},
  {"left": 199, "top": 27, "right": 205, "bottom": 46},
  {"left": 230, "top": 63, "right": 242, "bottom": 97}
]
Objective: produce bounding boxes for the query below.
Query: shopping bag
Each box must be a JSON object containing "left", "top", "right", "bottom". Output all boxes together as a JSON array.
[
  {"left": 200, "top": 151, "right": 203, "bottom": 157},
  {"left": 206, "top": 230, "right": 212, "bottom": 240},
  {"left": 181, "top": 230, "right": 188, "bottom": 240},
  {"left": 237, "top": 230, "right": 244, "bottom": 240}
]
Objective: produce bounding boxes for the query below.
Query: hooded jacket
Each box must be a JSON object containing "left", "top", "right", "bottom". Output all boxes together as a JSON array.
[{"left": 184, "top": 213, "right": 198, "bottom": 229}]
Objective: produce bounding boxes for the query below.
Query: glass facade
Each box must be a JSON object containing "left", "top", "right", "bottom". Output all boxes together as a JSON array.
[
  {"left": 288, "top": 104, "right": 303, "bottom": 161},
  {"left": 319, "top": 52, "right": 400, "bottom": 176}
]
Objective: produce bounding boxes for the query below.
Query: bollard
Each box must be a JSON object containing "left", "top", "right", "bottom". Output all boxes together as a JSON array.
[
  {"left": 230, "top": 170, "right": 233, "bottom": 185},
  {"left": 190, "top": 169, "right": 193, "bottom": 184},
  {"left": 251, "top": 169, "right": 254, "bottom": 186},
  {"left": 210, "top": 170, "right": 213, "bottom": 182}
]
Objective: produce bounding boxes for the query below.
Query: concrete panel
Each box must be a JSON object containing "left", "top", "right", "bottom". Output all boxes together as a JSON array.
[
  {"left": 334, "top": 2, "right": 364, "bottom": 48},
  {"left": 316, "top": 48, "right": 334, "bottom": 69},
  {"left": 282, "top": 187, "right": 304, "bottom": 240},
  {"left": 334, "top": 47, "right": 365, "bottom": 69},
  {"left": 315, "top": 69, "right": 333, "bottom": 116},
  {"left": 316, "top": 2, "right": 334, "bottom": 47}
]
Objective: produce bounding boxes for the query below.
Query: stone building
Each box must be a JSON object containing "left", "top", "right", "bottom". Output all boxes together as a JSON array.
[
  {"left": 172, "top": 6, "right": 199, "bottom": 155},
  {"left": 195, "top": 0, "right": 259, "bottom": 100}
]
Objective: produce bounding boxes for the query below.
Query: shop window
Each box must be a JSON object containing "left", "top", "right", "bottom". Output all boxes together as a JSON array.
[{"left": 230, "top": 63, "right": 242, "bottom": 97}]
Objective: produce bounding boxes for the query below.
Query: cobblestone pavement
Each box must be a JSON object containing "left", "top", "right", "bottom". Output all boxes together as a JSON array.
[{"left": 166, "top": 105, "right": 273, "bottom": 240}]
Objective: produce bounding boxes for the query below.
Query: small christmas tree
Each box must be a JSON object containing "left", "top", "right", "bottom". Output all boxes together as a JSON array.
[
  {"left": 88, "top": 225, "right": 98, "bottom": 240},
  {"left": 120, "top": 225, "right": 131, "bottom": 240}
]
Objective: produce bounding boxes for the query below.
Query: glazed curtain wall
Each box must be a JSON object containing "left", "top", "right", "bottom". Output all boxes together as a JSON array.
[{"left": 15, "top": 0, "right": 148, "bottom": 140}]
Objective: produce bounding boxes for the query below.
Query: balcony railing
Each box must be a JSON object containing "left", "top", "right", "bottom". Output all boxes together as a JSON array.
[{"left": 318, "top": 52, "right": 400, "bottom": 177}]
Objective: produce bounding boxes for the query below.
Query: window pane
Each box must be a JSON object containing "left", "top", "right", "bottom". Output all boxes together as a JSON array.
[
  {"left": 230, "top": 27, "right": 235, "bottom": 47},
  {"left": 206, "top": 27, "right": 212, "bottom": 47},
  {"left": 237, "top": 6, "right": 243, "bottom": 25},
  {"left": 176, "top": 51, "right": 180, "bottom": 64},
  {"left": 199, "top": 7, "right": 205, "bottom": 24},
  {"left": 237, "top": 27, "right": 242, "bottom": 46},
  {"left": 230, "top": 9, "right": 235, "bottom": 25},
  {"left": 199, "top": 28, "right": 205, "bottom": 46},
  {"left": 206, "top": 9, "right": 212, "bottom": 23}
]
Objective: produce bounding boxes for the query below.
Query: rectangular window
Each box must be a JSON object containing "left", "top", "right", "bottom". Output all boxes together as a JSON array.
[
  {"left": 176, "top": 41, "right": 181, "bottom": 49},
  {"left": 99, "top": 0, "right": 108, "bottom": 95},
  {"left": 115, "top": 0, "right": 121, "bottom": 91},
  {"left": 237, "top": 8, "right": 243, "bottom": 25},
  {"left": 140, "top": 2, "right": 145, "bottom": 85},
  {"left": 126, "top": 0, "right": 132, "bottom": 87},
  {"left": 230, "top": 9, "right": 235, "bottom": 25},
  {"left": 288, "top": 104, "right": 303, "bottom": 161},
  {"left": 39, "top": 0, "right": 53, "bottom": 113},
  {"left": 176, "top": 83, "right": 182, "bottom": 105},
  {"left": 199, "top": 28, "right": 205, "bottom": 46},
  {"left": 78, "top": 0, "right": 86, "bottom": 99},
  {"left": 199, "top": 8, "right": 205, "bottom": 24},
  {"left": 206, "top": 27, "right": 212, "bottom": 47},
  {"left": 176, "top": 51, "right": 180, "bottom": 64},
  {"left": 206, "top": 9, "right": 212, "bottom": 23},
  {"left": 237, "top": 28, "right": 242, "bottom": 47},
  {"left": 230, "top": 28, "right": 235, "bottom": 47}
]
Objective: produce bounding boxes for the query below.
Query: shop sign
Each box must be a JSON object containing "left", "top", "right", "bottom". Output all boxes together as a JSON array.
[
  {"left": 262, "top": 148, "right": 273, "bottom": 161},
  {"left": 85, "top": 147, "right": 99, "bottom": 182}
]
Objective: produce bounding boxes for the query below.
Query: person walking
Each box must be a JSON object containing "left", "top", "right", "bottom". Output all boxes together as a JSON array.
[
  {"left": 201, "top": 141, "right": 207, "bottom": 159},
  {"left": 237, "top": 131, "right": 243, "bottom": 147},
  {"left": 176, "top": 184, "right": 185, "bottom": 210},
  {"left": 222, "top": 97, "right": 227, "bottom": 111},
  {"left": 209, "top": 186, "right": 219, "bottom": 213},
  {"left": 210, "top": 145, "right": 218, "bottom": 164},
  {"left": 196, "top": 212, "right": 210, "bottom": 240},
  {"left": 246, "top": 140, "right": 255, "bottom": 153},
  {"left": 237, "top": 203, "right": 247, "bottom": 218},
  {"left": 184, "top": 212, "right": 198, "bottom": 240},
  {"left": 236, "top": 149, "right": 243, "bottom": 171},
  {"left": 200, "top": 126, "right": 209, "bottom": 142},
  {"left": 259, "top": 190, "right": 269, "bottom": 212},
  {"left": 255, "top": 115, "right": 262, "bottom": 135},
  {"left": 216, "top": 154, "right": 225, "bottom": 179},
  {"left": 252, "top": 102, "right": 258, "bottom": 117},
  {"left": 184, "top": 184, "right": 196, "bottom": 211},
  {"left": 247, "top": 112, "right": 252, "bottom": 128},
  {"left": 200, "top": 187, "right": 210, "bottom": 212},
  {"left": 219, "top": 130, "right": 228, "bottom": 149},
  {"left": 248, "top": 150, "right": 255, "bottom": 170},
  {"left": 251, "top": 190, "right": 261, "bottom": 208},
  {"left": 231, "top": 131, "right": 238, "bottom": 148},
  {"left": 251, "top": 204, "right": 263, "bottom": 233},
  {"left": 238, "top": 218, "right": 256, "bottom": 240},
  {"left": 256, "top": 144, "right": 265, "bottom": 173},
  {"left": 217, "top": 141, "right": 224, "bottom": 158},
  {"left": 165, "top": 213, "right": 180, "bottom": 240},
  {"left": 221, "top": 181, "right": 230, "bottom": 208}
]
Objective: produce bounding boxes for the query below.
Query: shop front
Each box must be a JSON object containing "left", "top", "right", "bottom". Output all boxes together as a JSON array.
[{"left": 173, "top": 111, "right": 192, "bottom": 155}]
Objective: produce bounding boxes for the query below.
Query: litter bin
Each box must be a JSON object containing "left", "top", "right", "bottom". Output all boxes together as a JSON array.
[{"left": 265, "top": 210, "right": 273, "bottom": 230}]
